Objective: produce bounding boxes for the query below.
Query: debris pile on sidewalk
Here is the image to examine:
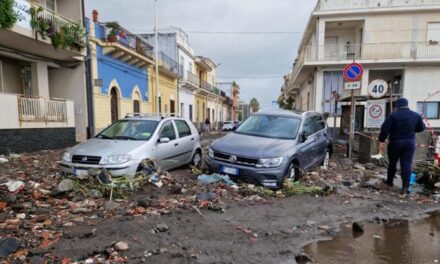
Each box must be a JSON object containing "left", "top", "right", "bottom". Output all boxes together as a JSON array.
[{"left": 414, "top": 159, "right": 440, "bottom": 193}]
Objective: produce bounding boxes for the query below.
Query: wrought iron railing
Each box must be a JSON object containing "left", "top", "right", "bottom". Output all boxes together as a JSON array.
[
  {"left": 200, "top": 80, "right": 213, "bottom": 92},
  {"left": 159, "top": 52, "right": 180, "bottom": 76},
  {"left": 186, "top": 71, "right": 200, "bottom": 87},
  {"left": 18, "top": 96, "right": 67, "bottom": 122}
]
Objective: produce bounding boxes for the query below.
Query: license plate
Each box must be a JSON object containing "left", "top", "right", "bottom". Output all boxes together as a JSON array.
[
  {"left": 73, "top": 168, "right": 89, "bottom": 177},
  {"left": 221, "top": 166, "right": 239, "bottom": 176}
]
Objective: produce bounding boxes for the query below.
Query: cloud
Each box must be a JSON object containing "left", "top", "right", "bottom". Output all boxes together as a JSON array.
[{"left": 85, "top": 0, "right": 317, "bottom": 107}]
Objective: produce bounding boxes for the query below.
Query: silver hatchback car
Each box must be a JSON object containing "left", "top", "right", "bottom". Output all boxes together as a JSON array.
[{"left": 61, "top": 114, "right": 202, "bottom": 178}]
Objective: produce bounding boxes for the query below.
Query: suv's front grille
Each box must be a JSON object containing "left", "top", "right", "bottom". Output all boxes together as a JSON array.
[
  {"left": 213, "top": 151, "right": 258, "bottom": 167},
  {"left": 72, "top": 155, "right": 101, "bottom": 165}
]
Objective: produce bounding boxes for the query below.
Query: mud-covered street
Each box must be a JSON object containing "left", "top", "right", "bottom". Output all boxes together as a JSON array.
[{"left": 1, "top": 132, "right": 440, "bottom": 264}]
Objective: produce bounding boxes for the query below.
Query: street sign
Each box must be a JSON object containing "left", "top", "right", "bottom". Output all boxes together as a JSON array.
[
  {"left": 344, "top": 81, "right": 361, "bottom": 90},
  {"left": 366, "top": 99, "right": 386, "bottom": 128},
  {"left": 343, "top": 63, "right": 364, "bottom": 82},
  {"left": 368, "top": 79, "right": 388, "bottom": 98}
]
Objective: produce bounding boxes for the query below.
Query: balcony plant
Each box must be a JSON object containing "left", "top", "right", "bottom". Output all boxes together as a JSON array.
[
  {"left": 0, "top": 0, "right": 18, "bottom": 29},
  {"left": 106, "top": 21, "right": 120, "bottom": 42}
]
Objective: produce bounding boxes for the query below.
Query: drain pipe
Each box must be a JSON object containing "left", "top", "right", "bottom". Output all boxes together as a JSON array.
[{"left": 82, "top": 0, "right": 95, "bottom": 138}]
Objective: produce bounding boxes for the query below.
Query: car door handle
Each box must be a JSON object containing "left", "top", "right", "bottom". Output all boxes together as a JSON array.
[
  {"left": 174, "top": 143, "right": 179, "bottom": 147},
  {"left": 191, "top": 137, "right": 194, "bottom": 141}
]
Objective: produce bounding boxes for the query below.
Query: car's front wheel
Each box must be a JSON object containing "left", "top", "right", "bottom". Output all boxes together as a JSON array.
[
  {"left": 285, "top": 161, "right": 300, "bottom": 182},
  {"left": 191, "top": 150, "right": 202, "bottom": 168}
]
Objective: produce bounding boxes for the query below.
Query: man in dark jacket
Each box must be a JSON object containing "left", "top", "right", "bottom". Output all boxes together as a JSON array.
[{"left": 379, "top": 98, "right": 426, "bottom": 194}]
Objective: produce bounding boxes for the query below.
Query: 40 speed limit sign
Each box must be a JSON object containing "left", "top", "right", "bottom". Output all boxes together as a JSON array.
[{"left": 368, "top": 79, "right": 388, "bottom": 98}]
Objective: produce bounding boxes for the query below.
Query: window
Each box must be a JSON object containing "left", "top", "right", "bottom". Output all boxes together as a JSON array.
[
  {"left": 427, "top": 22, "right": 440, "bottom": 42},
  {"left": 96, "top": 120, "right": 158, "bottom": 141},
  {"left": 46, "top": 0, "right": 56, "bottom": 11},
  {"left": 180, "top": 103, "right": 184, "bottom": 117},
  {"left": 189, "top": 104, "right": 193, "bottom": 121},
  {"left": 175, "top": 120, "right": 192, "bottom": 137},
  {"left": 417, "top": 102, "right": 439, "bottom": 119},
  {"left": 160, "top": 121, "right": 176, "bottom": 140},
  {"left": 236, "top": 115, "right": 301, "bottom": 140},
  {"left": 170, "top": 100, "right": 175, "bottom": 114}
]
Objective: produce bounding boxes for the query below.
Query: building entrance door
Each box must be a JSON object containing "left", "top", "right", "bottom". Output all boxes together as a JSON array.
[{"left": 110, "top": 88, "right": 119, "bottom": 123}]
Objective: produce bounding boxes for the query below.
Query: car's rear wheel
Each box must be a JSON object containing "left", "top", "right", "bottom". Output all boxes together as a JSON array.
[{"left": 191, "top": 150, "right": 202, "bottom": 168}]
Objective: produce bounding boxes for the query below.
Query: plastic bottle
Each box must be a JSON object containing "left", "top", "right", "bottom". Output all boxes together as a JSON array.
[{"left": 409, "top": 172, "right": 417, "bottom": 193}]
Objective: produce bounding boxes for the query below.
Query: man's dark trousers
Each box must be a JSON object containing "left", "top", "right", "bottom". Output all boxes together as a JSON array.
[{"left": 387, "top": 139, "right": 416, "bottom": 188}]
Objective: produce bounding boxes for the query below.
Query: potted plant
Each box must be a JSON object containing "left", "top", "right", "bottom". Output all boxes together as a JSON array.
[{"left": 106, "top": 21, "right": 120, "bottom": 42}]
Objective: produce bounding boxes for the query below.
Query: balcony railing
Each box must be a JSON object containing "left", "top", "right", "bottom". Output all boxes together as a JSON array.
[
  {"left": 317, "top": 0, "right": 440, "bottom": 11},
  {"left": 159, "top": 52, "right": 180, "bottom": 77},
  {"left": 96, "top": 23, "right": 154, "bottom": 59},
  {"left": 290, "top": 42, "right": 440, "bottom": 85},
  {"left": 200, "top": 80, "right": 213, "bottom": 92},
  {"left": 185, "top": 71, "right": 200, "bottom": 87},
  {"left": 18, "top": 96, "right": 67, "bottom": 122}
]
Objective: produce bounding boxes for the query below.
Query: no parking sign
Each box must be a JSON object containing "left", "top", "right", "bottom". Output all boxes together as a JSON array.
[{"left": 366, "top": 99, "right": 386, "bottom": 128}]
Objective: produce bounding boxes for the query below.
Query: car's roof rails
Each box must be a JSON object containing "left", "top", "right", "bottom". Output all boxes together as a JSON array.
[{"left": 124, "top": 113, "right": 181, "bottom": 119}]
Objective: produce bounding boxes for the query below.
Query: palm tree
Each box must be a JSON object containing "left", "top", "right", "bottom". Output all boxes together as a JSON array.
[{"left": 250, "top": 98, "right": 260, "bottom": 113}]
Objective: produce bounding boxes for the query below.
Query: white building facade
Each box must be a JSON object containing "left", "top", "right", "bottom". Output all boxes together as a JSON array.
[{"left": 283, "top": 0, "right": 440, "bottom": 131}]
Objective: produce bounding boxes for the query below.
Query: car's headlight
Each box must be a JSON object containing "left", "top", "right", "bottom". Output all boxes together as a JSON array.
[
  {"left": 100, "top": 154, "right": 131, "bottom": 165},
  {"left": 256, "top": 157, "right": 283, "bottom": 168},
  {"left": 207, "top": 148, "right": 214, "bottom": 159},
  {"left": 62, "top": 152, "right": 72, "bottom": 162}
]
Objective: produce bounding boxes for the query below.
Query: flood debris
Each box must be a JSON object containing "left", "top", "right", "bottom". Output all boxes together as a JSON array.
[{"left": 197, "top": 173, "right": 236, "bottom": 186}]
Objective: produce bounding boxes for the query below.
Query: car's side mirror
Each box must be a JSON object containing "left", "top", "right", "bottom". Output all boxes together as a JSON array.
[
  {"left": 299, "top": 131, "right": 308, "bottom": 143},
  {"left": 158, "top": 137, "right": 170, "bottom": 144}
]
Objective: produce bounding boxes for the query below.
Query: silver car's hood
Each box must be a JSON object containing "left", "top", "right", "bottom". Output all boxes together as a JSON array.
[
  {"left": 211, "top": 132, "right": 295, "bottom": 158},
  {"left": 70, "top": 138, "right": 146, "bottom": 157}
]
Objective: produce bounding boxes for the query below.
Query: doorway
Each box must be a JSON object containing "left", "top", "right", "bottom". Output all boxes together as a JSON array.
[
  {"left": 133, "top": 100, "right": 140, "bottom": 113},
  {"left": 110, "top": 88, "right": 119, "bottom": 123}
]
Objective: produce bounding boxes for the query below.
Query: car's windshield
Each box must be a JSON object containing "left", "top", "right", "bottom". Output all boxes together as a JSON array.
[
  {"left": 235, "top": 114, "right": 301, "bottom": 139},
  {"left": 96, "top": 120, "right": 158, "bottom": 141}
]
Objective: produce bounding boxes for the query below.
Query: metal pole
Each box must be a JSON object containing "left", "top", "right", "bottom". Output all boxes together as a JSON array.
[
  {"left": 154, "top": 0, "right": 160, "bottom": 113},
  {"left": 333, "top": 97, "right": 337, "bottom": 139},
  {"left": 349, "top": 89, "right": 356, "bottom": 159}
]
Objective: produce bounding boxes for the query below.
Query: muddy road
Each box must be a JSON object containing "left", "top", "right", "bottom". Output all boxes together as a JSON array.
[{"left": 1, "top": 132, "right": 439, "bottom": 263}]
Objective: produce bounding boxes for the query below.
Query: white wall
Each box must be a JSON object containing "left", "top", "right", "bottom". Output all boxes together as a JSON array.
[
  {"left": 179, "top": 89, "right": 195, "bottom": 121},
  {"left": 404, "top": 66, "right": 440, "bottom": 127},
  {"left": 178, "top": 47, "right": 195, "bottom": 80}
]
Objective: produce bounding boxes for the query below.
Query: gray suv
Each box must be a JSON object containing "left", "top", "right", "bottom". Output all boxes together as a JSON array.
[{"left": 206, "top": 109, "right": 332, "bottom": 189}]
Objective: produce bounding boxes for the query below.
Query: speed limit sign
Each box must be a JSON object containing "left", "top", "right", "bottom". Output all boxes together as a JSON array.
[{"left": 368, "top": 79, "right": 388, "bottom": 98}]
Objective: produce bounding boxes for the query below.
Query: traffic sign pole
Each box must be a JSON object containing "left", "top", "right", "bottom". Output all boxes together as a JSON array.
[
  {"left": 349, "top": 90, "right": 356, "bottom": 159},
  {"left": 343, "top": 62, "right": 364, "bottom": 160}
]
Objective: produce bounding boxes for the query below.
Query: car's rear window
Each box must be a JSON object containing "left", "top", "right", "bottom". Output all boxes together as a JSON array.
[
  {"left": 96, "top": 120, "right": 158, "bottom": 141},
  {"left": 235, "top": 115, "right": 300, "bottom": 139}
]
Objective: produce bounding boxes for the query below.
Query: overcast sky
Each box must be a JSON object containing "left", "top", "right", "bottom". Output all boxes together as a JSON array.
[{"left": 85, "top": 0, "right": 317, "bottom": 108}]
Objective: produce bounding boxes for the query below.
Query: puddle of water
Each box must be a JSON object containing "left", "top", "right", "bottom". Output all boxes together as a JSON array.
[{"left": 302, "top": 212, "right": 440, "bottom": 264}]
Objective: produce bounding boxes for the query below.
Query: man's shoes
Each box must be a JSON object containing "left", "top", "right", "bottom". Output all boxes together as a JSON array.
[
  {"left": 401, "top": 187, "right": 410, "bottom": 195},
  {"left": 382, "top": 179, "right": 394, "bottom": 187}
]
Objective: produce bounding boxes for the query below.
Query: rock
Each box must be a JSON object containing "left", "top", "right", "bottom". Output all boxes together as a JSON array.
[
  {"left": 306, "top": 220, "right": 316, "bottom": 227},
  {"left": 89, "top": 189, "right": 103, "bottom": 199},
  {"left": 114, "top": 241, "right": 129, "bottom": 251},
  {"left": 295, "top": 252, "right": 313, "bottom": 262},
  {"left": 0, "top": 238, "right": 19, "bottom": 257},
  {"left": 353, "top": 163, "right": 366, "bottom": 170},
  {"left": 352, "top": 222, "right": 364, "bottom": 233},
  {"left": 53, "top": 179, "right": 74, "bottom": 195},
  {"left": 155, "top": 223, "right": 169, "bottom": 232},
  {"left": 29, "top": 255, "right": 45, "bottom": 264},
  {"left": 364, "top": 163, "right": 376, "bottom": 170},
  {"left": 196, "top": 192, "right": 217, "bottom": 201}
]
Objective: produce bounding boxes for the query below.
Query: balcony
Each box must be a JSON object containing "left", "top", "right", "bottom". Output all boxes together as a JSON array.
[
  {"left": 158, "top": 52, "right": 181, "bottom": 79},
  {"left": 0, "top": 1, "right": 86, "bottom": 61},
  {"left": 290, "top": 41, "right": 440, "bottom": 87},
  {"left": 180, "top": 71, "right": 200, "bottom": 90},
  {"left": 94, "top": 22, "right": 154, "bottom": 68},
  {"left": 0, "top": 93, "right": 74, "bottom": 130},
  {"left": 316, "top": 0, "right": 440, "bottom": 11},
  {"left": 200, "top": 80, "right": 213, "bottom": 93}
]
